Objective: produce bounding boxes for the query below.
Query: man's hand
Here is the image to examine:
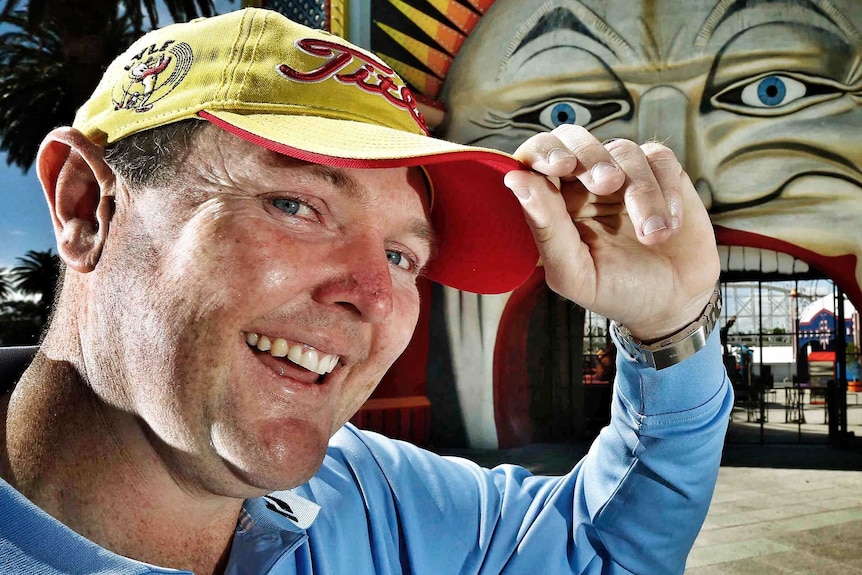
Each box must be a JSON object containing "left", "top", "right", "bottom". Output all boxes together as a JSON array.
[{"left": 503, "top": 124, "right": 720, "bottom": 342}]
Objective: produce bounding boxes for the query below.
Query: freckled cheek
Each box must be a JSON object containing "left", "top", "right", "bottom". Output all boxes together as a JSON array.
[
  {"left": 377, "top": 288, "right": 422, "bottom": 362},
  {"left": 184, "top": 221, "right": 314, "bottom": 306}
]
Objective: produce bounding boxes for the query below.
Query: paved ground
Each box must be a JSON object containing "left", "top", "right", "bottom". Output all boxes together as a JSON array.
[
  {"left": 687, "top": 441, "right": 862, "bottom": 574},
  {"left": 440, "top": 435, "right": 862, "bottom": 574}
]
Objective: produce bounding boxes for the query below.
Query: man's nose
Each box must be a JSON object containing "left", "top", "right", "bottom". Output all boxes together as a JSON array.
[{"left": 312, "top": 236, "right": 394, "bottom": 324}]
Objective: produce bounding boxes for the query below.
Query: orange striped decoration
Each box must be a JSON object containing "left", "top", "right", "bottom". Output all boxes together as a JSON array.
[
  {"left": 377, "top": 52, "right": 444, "bottom": 98},
  {"left": 387, "top": 0, "right": 466, "bottom": 56},
  {"left": 462, "top": 0, "right": 496, "bottom": 14},
  {"left": 425, "top": 0, "right": 480, "bottom": 35},
  {"left": 375, "top": 22, "right": 453, "bottom": 79}
]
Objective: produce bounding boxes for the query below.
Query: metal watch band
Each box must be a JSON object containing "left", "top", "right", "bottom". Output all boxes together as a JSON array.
[{"left": 612, "top": 286, "right": 722, "bottom": 370}]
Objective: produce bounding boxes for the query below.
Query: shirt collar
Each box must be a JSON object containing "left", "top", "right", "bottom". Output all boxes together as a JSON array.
[{"left": 241, "top": 489, "right": 321, "bottom": 533}]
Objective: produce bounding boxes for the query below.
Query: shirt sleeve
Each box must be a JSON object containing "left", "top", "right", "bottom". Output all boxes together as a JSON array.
[{"left": 296, "top": 328, "right": 732, "bottom": 575}]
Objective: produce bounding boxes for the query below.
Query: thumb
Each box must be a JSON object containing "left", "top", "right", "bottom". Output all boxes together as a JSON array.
[{"left": 503, "top": 169, "right": 593, "bottom": 297}]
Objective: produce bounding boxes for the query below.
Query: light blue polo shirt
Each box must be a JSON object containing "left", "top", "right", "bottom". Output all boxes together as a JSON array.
[{"left": 0, "top": 329, "right": 732, "bottom": 574}]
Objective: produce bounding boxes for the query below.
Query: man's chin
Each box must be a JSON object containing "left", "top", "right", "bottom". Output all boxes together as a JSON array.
[{"left": 215, "top": 418, "right": 331, "bottom": 493}]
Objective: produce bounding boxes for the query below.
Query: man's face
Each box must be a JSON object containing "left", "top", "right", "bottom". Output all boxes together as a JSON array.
[
  {"left": 443, "top": 0, "right": 862, "bottom": 303},
  {"left": 93, "top": 127, "right": 433, "bottom": 494}
]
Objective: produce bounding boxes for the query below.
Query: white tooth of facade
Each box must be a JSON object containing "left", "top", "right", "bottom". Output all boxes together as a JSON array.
[
  {"left": 256, "top": 335, "right": 272, "bottom": 352},
  {"left": 327, "top": 355, "right": 339, "bottom": 373},
  {"left": 245, "top": 332, "right": 259, "bottom": 346},
  {"left": 716, "top": 246, "right": 809, "bottom": 275},
  {"left": 288, "top": 344, "right": 303, "bottom": 364},
  {"left": 728, "top": 246, "right": 745, "bottom": 271},
  {"left": 776, "top": 252, "right": 795, "bottom": 274},
  {"left": 760, "top": 249, "right": 779, "bottom": 273},
  {"left": 717, "top": 246, "right": 730, "bottom": 272},
  {"left": 270, "top": 338, "right": 289, "bottom": 358},
  {"left": 743, "top": 247, "right": 761, "bottom": 271},
  {"left": 300, "top": 348, "right": 321, "bottom": 374}
]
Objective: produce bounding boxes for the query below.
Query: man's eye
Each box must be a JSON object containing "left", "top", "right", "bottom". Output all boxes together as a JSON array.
[
  {"left": 386, "top": 250, "right": 413, "bottom": 270},
  {"left": 272, "top": 198, "right": 314, "bottom": 216}
]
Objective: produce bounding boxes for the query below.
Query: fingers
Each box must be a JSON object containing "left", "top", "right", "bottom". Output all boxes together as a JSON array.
[
  {"left": 510, "top": 128, "right": 690, "bottom": 248},
  {"left": 564, "top": 187, "right": 626, "bottom": 220},
  {"left": 605, "top": 140, "right": 683, "bottom": 245},
  {"left": 503, "top": 168, "right": 594, "bottom": 297},
  {"left": 512, "top": 124, "right": 625, "bottom": 196}
]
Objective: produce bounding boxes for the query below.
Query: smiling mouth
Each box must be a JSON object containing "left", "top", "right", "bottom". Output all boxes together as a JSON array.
[{"left": 243, "top": 332, "right": 341, "bottom": 381}]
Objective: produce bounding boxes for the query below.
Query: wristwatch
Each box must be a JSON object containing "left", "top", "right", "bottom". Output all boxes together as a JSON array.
[{"left": 611, "top": 286, "right": 722, "bottom": 370}]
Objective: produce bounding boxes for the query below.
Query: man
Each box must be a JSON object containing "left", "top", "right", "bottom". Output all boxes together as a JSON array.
[{"left": 0, "top": 8, "right": 730, "bottom": 575}]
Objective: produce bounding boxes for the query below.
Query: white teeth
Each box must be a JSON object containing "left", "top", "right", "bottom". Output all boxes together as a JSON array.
[
  {"left": 718, "top": 246, "right": 810, "bottom": 274},
  {"left": 245, "top": 332, "right": 340, "bottom": 376},
  {"left": 270, "top": 338, "right": 289, "bottom": 358},
  {"left": 257, "top": 335, "right": 272, "bottom": 352},
  {"left": 299, "top": 348, "right": 319, "bottom": 373},
  {"left": 288, "top": 345, "right": 302, "bottom": 364},
  {"left": 325, "top": 355, "right": 339, "bottom": 372}
]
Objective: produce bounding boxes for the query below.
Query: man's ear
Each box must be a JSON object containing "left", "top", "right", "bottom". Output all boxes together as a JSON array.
[{"left": 37, "top": 127, "right": 116, "bottom": 273}]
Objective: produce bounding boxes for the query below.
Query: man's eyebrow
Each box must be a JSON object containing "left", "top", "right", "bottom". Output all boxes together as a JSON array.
[
  {"left": 407, "top": 217, "right": 438, "bottom": 258},
  {"left": 268, "top": 153, "right": 370, "bottom": 202},
  {"left": 307, "top": 164, "right": 369, "bottom": 203},
  {"left": 268, "top": 153, "right": 437, "bottom": 254},
  {"left": 696, "top": 0, "right": 860, "bottom": 46},
  {"left": 506, "top": 3, "right": 633, "bottom": 66}
]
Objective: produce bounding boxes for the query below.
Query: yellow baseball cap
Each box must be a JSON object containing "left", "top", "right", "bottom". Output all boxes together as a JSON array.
[{"left": 73, "top": 8, "right": 538, "bottom": 294}]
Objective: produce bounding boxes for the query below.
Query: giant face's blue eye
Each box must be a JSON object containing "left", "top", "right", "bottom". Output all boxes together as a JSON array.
[
  {"left": 552, "top": 103, "right": 576, "bottom": 125},
  {"left": 740, "top": 75, "right": 806, "bottom": 108},
  {"left": 756, "top": 76, "right": 786, "bottom": 105},
  {"left": 539, "top": 101, "right": 593, "bottom": 128}
]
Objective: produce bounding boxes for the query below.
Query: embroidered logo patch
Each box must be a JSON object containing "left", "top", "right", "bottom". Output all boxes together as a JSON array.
[
  {"left": 277, "top": 38, "right": 429, "bottom": 135},
  {"left": 263, "top": 495, "right": 299, "bottom": 523},
  {"left": 112, "top": 40, "right": 194, "bottom": 113}
]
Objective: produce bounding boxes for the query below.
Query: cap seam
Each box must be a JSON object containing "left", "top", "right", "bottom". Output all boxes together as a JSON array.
[
  {"left": 219, "top": 9, "right": 253, "bottom": 102},
  {"left": 237, "top": 10, "right": 267, "bottom": 100}
]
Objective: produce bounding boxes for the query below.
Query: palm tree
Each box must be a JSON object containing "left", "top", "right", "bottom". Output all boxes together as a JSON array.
[
  {"left": 10, "top": 249, "right": 60, "bottom": 324},
  {"left": 0, "top": 0, "right": 219, "bottom": 170},
  {"left": 0, "top": 266, "right": 12, "bottom": 301}
]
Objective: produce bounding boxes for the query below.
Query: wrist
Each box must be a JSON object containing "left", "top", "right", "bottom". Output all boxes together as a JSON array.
[
  {"left": 629, "top": 286, "right": 718, "bottom": 343},
  {"left": 612, "top": 284, "right": 722, "bottom": 370}
]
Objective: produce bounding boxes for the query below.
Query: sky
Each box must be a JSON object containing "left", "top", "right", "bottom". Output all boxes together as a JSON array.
[
  {"left": 0, "top": 0, "right": 240, "bottom": 271},
  {"left": 0, "top": 151, "right": 52, "bottom": 270}
]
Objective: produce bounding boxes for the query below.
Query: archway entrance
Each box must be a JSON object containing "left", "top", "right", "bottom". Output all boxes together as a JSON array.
[{"left": 722, "top": 279, "right": 859, "bottom": 445}]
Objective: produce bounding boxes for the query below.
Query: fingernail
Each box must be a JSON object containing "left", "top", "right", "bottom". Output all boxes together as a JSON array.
[
  {"left": 589, "top": 162, "right": 620, "bottom": 184},
  {"left": 547, "top": 147, "right": 574, "bottom": 164},
  {"left": 511, "top": 186, "right": 532, "bottom": 201},
  {"left": 642, "top": 216, "right": 667, "bottom": 236},
  {"left": 671, "top": 217, "right": 681, "bottom": 230}
]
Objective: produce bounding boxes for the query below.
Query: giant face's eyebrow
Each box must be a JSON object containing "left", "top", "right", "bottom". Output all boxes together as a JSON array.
[
  {"left": 507, "top": 2, "right": 632, "bottom": 65},
  {"left": 697, "top": 0, "right": 860, "bottom": 46}
]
